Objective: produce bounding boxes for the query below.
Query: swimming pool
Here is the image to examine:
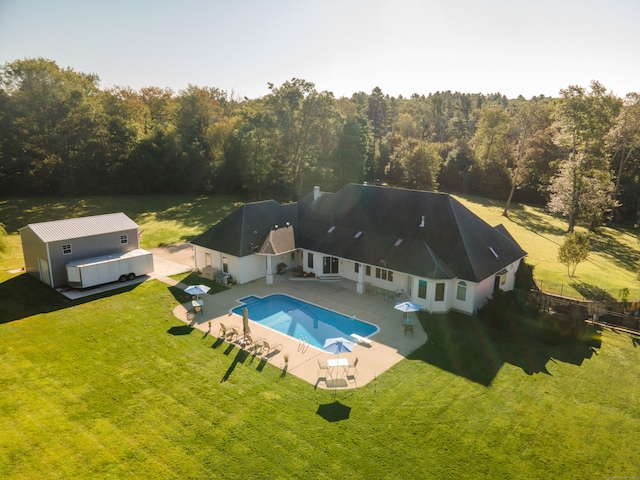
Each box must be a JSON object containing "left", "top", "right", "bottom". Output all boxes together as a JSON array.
[{"left": 231, "top": 294, "right": 379, "bottom": 350}]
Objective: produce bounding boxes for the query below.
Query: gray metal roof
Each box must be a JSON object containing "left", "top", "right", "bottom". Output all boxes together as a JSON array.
[{"left": 23, "top": 212, "right": 139, "bottom": 243}]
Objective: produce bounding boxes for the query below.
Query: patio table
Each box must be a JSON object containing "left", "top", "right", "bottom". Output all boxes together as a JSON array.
[
  {"left": 327, "top": 358, "right": 349, "bottom": 379},
  {"left": 190, "top": 299, "right": 204, "bottom": 316}
]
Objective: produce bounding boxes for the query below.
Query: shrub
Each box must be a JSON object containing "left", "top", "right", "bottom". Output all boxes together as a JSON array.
[{"left": 478, "top": 289, "right": 518, "bottom": 327}]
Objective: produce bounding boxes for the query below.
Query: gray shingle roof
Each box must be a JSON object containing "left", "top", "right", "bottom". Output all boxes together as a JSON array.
[
  {"left": 192, "top": 184, "right": 527, "bottom": 283},
  {"left": 190, "top": 201, "right": 299, "bottom": 257},
  {"left": 23, "top": 213, "right": 138, "bottom": 243}
]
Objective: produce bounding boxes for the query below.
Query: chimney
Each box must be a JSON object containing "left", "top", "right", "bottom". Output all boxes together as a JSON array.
[
  {"left": 313, "top": 186, "right": 320, "bottom": 201},
  {"left": 419, "top": 216, "right": 425, "bottom": 228}
]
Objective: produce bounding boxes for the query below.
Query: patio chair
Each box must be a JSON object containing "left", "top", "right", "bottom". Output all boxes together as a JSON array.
[
  {"left": 347, "top": 357, "right": 359, "bottom": 377},
  {"left": 317, "top": 359, "right": 328, "bottom": 377},
  {"left": 219, "top": 323, "right": 239, "bottom": 341},
  {"left": 237, "top": 334, "right": 255, "bottom": 350},
  {"left": 404, "top": 323, "right": 414, "bottom": 336},
  {"left": 256, "top": 339, "right": 283, "bottom": 357}
]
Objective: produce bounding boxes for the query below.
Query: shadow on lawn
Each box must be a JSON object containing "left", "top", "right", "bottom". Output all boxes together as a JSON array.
[
  {"left": 0, "top": 273, "right": 140, "bottom": 324},
  {"left": 220, "top": 348, "right": 251, "bottom": 382},
  {"left": 410, "top": 311, "right": 602, "bottom": 386}
]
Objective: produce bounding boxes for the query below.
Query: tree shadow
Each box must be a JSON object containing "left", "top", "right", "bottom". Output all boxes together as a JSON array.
[
  {"left": 505, "top": 204, "right": 568, "bottom": 238},
  {"left": 0, "top": 194, "right": 248, "bottom": 244},
  {"left": 569, "top": 281, "right": 616, "bottom": 302},
  {"left": 410, "top": 311, "right": 601, "bottom": 386},
  {"left": 588, "top": 229, "right": 639, "bottom": 272}
]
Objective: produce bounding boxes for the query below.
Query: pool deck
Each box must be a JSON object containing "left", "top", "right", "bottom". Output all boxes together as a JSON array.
[{"left": 172, "top": 274, "right": 428, "bottom": 390}]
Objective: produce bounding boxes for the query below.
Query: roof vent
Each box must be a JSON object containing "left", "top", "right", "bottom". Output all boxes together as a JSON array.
[
  {"left": 313, "top": 186, "right": 320, "bottom": 201},
  {"left": 489, "top": 247, "right": 499, "bottom": 259},
  {"left": 419, "top": 216, "right": 425, "bottom": 228}
]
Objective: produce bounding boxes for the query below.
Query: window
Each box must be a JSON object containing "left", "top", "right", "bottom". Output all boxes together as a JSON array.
[
  {"left": 120, "top": 234, "right": 128, "bottom": 244},
  {"left": 222, "top": 257, "right": 229, "bottom": 273},
  {"left": 62, "top": 244, "right": 72, "bottom": 255},
  {"left": 354, "top": 263, "right": 359, "bottom": 273},
  {"left": 205, "top": 252, "right": 212, "bottom": 267},
  {"left": 308, "top": 253, "right": 314, "bottom": 269},
  {"left": 354, "top": 231, "right": 363, "bottom": 238},
  {"left": 456, "top": 281, "right": 467, "bottom": 301},
  {"left": 375, "top": 268, "right": 393, "bottom": 282},
  {"left": 365, "top": 265, "right": 371, "bottom": 276},
  {"left": 393, "top": 238, "right": 403, "bottom": 247},
  {"left": 501, "top": 273, "right": 507, "bottom": 286},
  {"left": 327, "top": 226, "right": 336, "bottom": 233},
  {"left": 418, "top": 280, "right": 427, "bottom": 299},
  {"left": 435, "top": 283, "right": 445, "bottom": 301}
]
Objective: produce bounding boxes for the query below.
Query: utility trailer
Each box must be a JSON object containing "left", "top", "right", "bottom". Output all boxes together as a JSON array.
[{"left": 65, "top": 249, "right": 154, "bottom": 288}]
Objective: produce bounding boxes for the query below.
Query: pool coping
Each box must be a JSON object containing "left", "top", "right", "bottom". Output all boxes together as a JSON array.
[{"left": 230, "top": 293, "right": 381, "bottom": 350}]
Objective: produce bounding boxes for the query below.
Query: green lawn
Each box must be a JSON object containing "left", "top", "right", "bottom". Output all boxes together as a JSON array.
[
  {"left": 0, "top": 276, "right": 639, "bottom": 479},
  {"left": 1, "top": 194, "right": 640, "bottom": 478}
]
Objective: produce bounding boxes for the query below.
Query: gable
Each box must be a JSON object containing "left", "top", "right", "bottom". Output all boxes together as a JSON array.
[{"left": 191, "top": 200, "right": 298, "bottom": 257}]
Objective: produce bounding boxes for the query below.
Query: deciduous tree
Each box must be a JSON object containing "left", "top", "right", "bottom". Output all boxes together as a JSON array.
[{"left": 557, "top": 231, "right": 591, "bottom": 277}]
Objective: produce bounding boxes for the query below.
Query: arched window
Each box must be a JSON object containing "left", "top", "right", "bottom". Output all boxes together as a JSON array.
[{"left": 456, "top": 281, "right": 467, "bottom": 301}]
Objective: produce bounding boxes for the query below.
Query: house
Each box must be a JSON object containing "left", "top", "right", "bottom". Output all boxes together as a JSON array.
[
  {"left": 19, "top": 212, "right": 143, "bottom": 288},
  {"left": 191, "top": 184, "right": 527, "bottom": 314}
]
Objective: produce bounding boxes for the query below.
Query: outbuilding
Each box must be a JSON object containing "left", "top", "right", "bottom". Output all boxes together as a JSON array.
[{"left": 19, "top": 212, "right": 144, "bottom": 288}]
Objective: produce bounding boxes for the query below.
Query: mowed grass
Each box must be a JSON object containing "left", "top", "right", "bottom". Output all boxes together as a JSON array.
[
  {"left": 1, "top": 194, "right": 640, "bottom": 478},
  {"left": 0, "top": 277, "right": 639, "bottom": 479}
]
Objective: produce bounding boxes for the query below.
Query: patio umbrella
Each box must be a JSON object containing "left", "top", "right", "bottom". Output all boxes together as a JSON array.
[
  {"left": 184, "top": 284, "right": 210, "bottom": 300},
  {"left": 394, "top": 301, "right": 420, "bottom": 321},
  {"left": 323, "top": 337, "right": 355, "bottom": 356},
  {"left": 323, "top": 337, "right": 355, "bottom": 397},
  {"left": 242, "top": 307, "right": 250, "bottom": 338}
]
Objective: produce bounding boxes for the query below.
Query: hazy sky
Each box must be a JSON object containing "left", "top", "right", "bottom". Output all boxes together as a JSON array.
[{"left": 1, "top": 0, "right": 638, "bottom": 99}]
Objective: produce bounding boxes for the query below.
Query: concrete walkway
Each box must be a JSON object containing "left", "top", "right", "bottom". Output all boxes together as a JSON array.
[{"left": 170, "top": 274, "right": 428, "bottom": 391}]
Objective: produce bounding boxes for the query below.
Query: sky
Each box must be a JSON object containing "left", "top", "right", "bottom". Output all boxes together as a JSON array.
[{"left": 1, "top": 0, "right": 638, "bottom": 99}]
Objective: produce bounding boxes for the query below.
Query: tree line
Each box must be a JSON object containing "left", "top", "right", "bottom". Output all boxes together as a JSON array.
[{"left": 1, "top": 58, "right": 639, "bottom": 232}]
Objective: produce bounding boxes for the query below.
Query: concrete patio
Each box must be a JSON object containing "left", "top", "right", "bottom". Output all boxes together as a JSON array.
[{"left": 171, "top": 273, "right": 428, "bottom": 390}]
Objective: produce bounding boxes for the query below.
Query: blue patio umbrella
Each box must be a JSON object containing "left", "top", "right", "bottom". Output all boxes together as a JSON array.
[
  {"left": 323, "top": 337, "right": 355, "bottom": 355},
  {"left": 184, "top": 284, "right": 210, "bottom": 299},
  {"left": 323, "top": 337, "right": 355, "bottom": 396},
  {"left": 394, "top": 301, "right": 420, "bottom": 322}
]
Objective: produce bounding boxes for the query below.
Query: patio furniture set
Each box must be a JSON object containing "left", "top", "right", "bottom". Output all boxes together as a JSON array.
[
  {"left": 218, "top": 323, "right": 283, "bottom": 357},
  {"left": 317, "top": 357, "right": 359, "bottom": 385}
]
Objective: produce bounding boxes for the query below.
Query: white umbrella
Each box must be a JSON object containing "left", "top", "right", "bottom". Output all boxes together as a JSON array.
[
  {"left": 394, "top": 301, "right": 420, "bottom": 322},
  {"left": 184, "top": 284, "right": 210, "bottom": 300}
]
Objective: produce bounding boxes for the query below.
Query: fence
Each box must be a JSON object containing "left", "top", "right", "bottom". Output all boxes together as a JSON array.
[
  {"left": 527, "top": 285, "right": 640, "bottom": 333},
  {"left": 533, "top": 277, "right": 640, "bottom": 303}
]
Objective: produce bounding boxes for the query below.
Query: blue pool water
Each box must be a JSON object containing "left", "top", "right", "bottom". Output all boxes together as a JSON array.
[{"left": 231, "top": 294, "right": 378, "bottom": 350}]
